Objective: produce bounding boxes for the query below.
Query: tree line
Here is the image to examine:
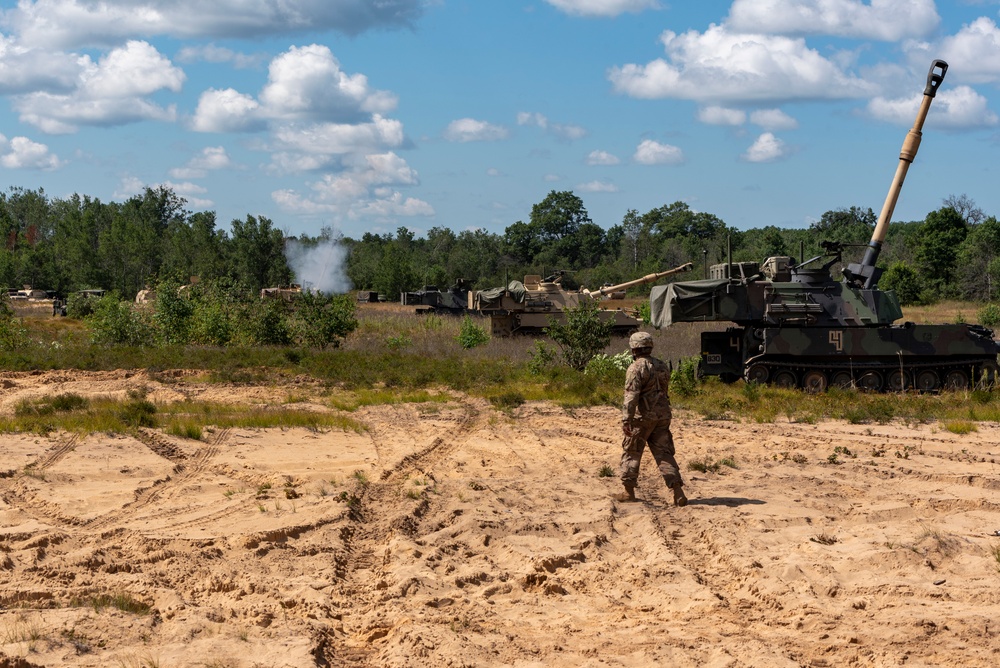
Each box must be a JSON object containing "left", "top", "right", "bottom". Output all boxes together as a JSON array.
[{"left": 3, "top": 186, "right": 998, "bottom": 307}]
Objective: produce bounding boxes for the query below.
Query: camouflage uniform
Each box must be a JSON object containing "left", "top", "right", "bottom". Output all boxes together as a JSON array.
[{"left": 618, "top": 332, "right": 686, "bottom": 505}]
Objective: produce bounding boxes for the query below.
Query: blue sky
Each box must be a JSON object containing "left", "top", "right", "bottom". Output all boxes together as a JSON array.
[{"left": 1, "top": 0, "right": 999, "bottom": 241}]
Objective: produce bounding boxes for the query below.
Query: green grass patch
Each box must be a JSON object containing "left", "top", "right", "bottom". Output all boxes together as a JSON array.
[
  {"left": 327, "top": 388, "right": 452, "bottom": 411},
  {"left": 70, "top": 592, "right": 151, "bottom": 616},
  {"left": 942, "top": 420, "right": 978, "bottom": 435},
  {"left": 157, "top": 401, "right": 367, "bottom": 433}
]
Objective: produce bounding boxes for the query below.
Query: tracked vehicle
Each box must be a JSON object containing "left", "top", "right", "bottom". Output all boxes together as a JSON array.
[
  {"left": 651, "top": 60, "right": 1000, "bottom": 392},
  {"left": 473, "top": 263, "right": 692, "bottom": 337}
]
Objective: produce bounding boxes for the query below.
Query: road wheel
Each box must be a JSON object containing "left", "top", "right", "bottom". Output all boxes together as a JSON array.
[
  {"left": 831, "top": 371, "right": 853, "bottom": 390},
  {"left": 915, "top": 369, "right": 940, "bottom": 392},
  {"left": 857, "top": 370, "right": 883, "bottom": 392},
  {"left": 746, "top": 364, "right": 769, "bottom": 384},
  {"left": 944, "top": 369, "right": 970, "bottom": 391},
  {"left": 887, "top": 369, "right": 912, "bottom": 392},
  {"left": 773, "top": 370, "right": 797, "bottom": 389},
  {"left": 802, "top": 370, "right": 828, "bottom": 393}
]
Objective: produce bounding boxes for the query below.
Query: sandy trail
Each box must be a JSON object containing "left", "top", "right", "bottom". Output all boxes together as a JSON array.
[{"left": 1, "top": 370, "right": 1000, "bottom": 667}]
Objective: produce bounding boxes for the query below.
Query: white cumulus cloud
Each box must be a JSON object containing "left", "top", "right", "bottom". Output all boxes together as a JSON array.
[
  {"left": 633, "top": 139, "right": 683, "bottom": 165},
  {"left": 697, "top": 106, "right": 746, "bottom": 126},
  {"left": 169, "top": 146, "right": 232, "bottom": 179},
  {"left": 609, "top": 24, "right": 876, "bottom": 104},
  {"left": 867, "top": 85, "right": 999, "bottom": 129},
  {"left": 742, "top": 132, "right": 789, "bottom": 162},
  {"left": 727, "top": 0, "right": 939, "bottom": 41},
  {"left": 577, "top": 180, "right": 619, "bottom": 193},
  {"left": 192, "top": 88, "right": 265, "bottom": 133},
  {"left": 5, "top": 0, "right": 424, "bottom": 49},
  {"left": 259, "top": 44, "right": 397, "bottom": 122},
  {"left": 273, "top": 151, "right": 433, "bottom": 221},
  {"left": 0, "top": 35, "right": 81, "bottom": 94},
  {"left": 918, "top": 17, "right": 1000, "bottom": 86},
  {"left": 0, "top": 133, "right": 64, "bottom": 170},
  {"left": 11, "top": 40, "right": 183, "bottom": 133},
  {"left": 175, "top": 44, "right": 265, "bottom": 69},
  {"left": 544, "top": 0, "right": 660, "bottom": 17},
  {"left": 517, "top": 111, "right": 586, "bottom": 141},
  {"left": 586, "top": 150, "right": 621, "bottom": 165},
  {"left": 750, "top": 108, "right": 799, "bottom": 130},
  {"left": 444, "top": 118, "right": 509, "bottom": 142}
]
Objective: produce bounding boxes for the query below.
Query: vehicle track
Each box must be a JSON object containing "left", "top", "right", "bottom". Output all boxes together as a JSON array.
[
  {"left": 85, "top": 428, "right": 231, "bottom": 531},
  {"left": 30, "top": 433, "right": 80, "bottom": 471},
  {"left": 315, "top": 399, "right": 483, "bottom": 666}
]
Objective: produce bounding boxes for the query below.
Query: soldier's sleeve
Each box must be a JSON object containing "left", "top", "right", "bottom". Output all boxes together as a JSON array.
[{"left": 622, "top": 361, "right": 645, "bottom": 421}]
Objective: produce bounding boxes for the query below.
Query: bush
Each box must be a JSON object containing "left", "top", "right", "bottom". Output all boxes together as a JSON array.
[
  {"left": 670, "top": 356, "right": 700, "bottom": 397},
  {"left": 455, "top": 315, "right": 489, "bottom": 349},
  {"left": 635, "top": 301, "right": 651, "bottom": 325},
  {"left": 585, "top": 350, "right": 632, "bottom": 379},
  {"left": 545, "top": 300, "right": 613, "bottom": 371},
  {"left": 978, "top": 303, "right": 1000, "bottom": 327},
  {"left": 153, "top": 279, "right": 193, "bottom": 345},
  {"left": 0, "top": 296, "right": 28, "bottom": 350},
  {"left": 87, "top": 295, "right": 156, "bottom": 346},
  {"left": 65, "top": 293, "right": 99, "bottom": 319},
  {"left": 880, "top": 262, "right": 922, "bottom": 306},
  {"left": 527, "top": 340, "right": 557, "bottom": 375},
  {"left": 294, "top": 291, "right": 359, "bottom": 349}
]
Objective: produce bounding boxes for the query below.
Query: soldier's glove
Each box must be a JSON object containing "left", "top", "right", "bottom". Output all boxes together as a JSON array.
[{"left": 622, "top": 420, "right": 635, "bottom": 437}]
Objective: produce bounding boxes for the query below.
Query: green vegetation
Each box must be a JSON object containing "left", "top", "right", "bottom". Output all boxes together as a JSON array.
[
  {"left": 2, "top": 392, "right": 367, "bottom": 436},
  {"left": 455, "top": 314, "right": 490, "bottom": 349},
  {"left": 544, "top": 299, "right": 613, "bottom": 371},
  {"left": 69, "top": 592, "right": 152, "bottom": 616}
]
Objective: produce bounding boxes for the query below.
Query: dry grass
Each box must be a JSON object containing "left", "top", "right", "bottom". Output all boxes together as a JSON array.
[{"left": 901, "top": 300, "right": 988, "bottom": 325}]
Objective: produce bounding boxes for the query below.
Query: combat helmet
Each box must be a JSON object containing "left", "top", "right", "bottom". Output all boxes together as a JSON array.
[{"left": 629, "top": 331, "right": 654, "bottom": 350}]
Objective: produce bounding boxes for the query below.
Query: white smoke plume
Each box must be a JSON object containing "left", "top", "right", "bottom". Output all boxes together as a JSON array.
[{"left": 284, "top": 238, "right": 352, "bottom": 295}]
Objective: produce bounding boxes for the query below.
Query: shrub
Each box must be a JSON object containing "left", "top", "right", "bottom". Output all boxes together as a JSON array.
[
  {"left": 670, "top": 356, "right": 700, "bottom": 397},
  {"left": 978, "top": 303, "right": 1000, "bottom": 328},
  {"left": 65, "top": 292, "right": 99, "bottom": 319},
  {"left": 0, "top": 296, "right": 28, "bottom": 350},
  {"left": 455, "top": 315, "right": 489, "bottom": 349},
  {"left": 87, "top": 294, "right": 156, "bottom": 346},
  {"left": 545, "top": 300, "right": 613, "bottom": 371},
  {"left": 635, "top": 301, "right": 651, "bottom": 325},
  {"left": 585, "top": 350, "right": 632, "bottom": 378},
  {"left": 294, "top": 291, "right": 358, "bottom": 349},
  {"left": 527, "top": 340, "right": 557, "bottom": 375},
  {"left": 153, "top": 279, "right": 194, "bottom": 345}
]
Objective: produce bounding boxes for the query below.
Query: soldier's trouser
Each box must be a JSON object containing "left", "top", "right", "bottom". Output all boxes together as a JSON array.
[{"left": 620, "top": 418, "right": 682, "bottom": 489}]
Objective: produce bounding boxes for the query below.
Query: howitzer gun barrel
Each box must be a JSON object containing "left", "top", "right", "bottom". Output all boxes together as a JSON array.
[
  {"left": 847, "top": 59, "right": 947, "bottom": 289},
  {"left": 597, "top": 262, "right": 693, "bottom": 296}
]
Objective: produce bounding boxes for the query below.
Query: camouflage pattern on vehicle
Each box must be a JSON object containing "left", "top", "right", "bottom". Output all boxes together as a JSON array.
[
  {"left": 401, "top": 279, "right": 472, "bottom": 316},
  {"left": 473, "top": 263, "right": 692, "bottom": 337},
  {"left": 650, "top": 59, "right": 1000, "bottom": 392}
]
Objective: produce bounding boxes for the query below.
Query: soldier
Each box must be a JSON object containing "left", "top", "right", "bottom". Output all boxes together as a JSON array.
[{"left": 616, "top": 331, "right": 687, "bottom": 506}]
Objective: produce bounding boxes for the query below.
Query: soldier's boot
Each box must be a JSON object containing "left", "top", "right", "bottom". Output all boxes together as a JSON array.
[
  {"left": 613, "top": 483, "right": 637, "bottom": 502},
  {"left": 671, "top": 484, "right": 688, "bottom": 507}
]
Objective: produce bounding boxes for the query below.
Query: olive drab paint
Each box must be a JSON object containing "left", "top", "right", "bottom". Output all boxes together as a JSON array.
[{"left": 649, "top": 60, "right": 1000, "bottom": 393}]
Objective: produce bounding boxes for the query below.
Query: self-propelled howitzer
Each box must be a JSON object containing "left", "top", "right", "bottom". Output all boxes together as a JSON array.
[
  {"left": 473, "top": 263, "right": 692, "bottom": 337},
  {"left": 649, "top": 60, "right": 1000, "bottom": 392}
]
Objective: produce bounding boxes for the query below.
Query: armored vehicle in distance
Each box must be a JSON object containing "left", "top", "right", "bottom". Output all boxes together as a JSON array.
[
  {"left": 401, "top": 279, "right": 471, "bottom": 316},
  {"left": 473, "top": 263, "right": 692, "bottom": 337},
  {"left": 651, "top": 59, "right": 1000, "bottom": 392}
]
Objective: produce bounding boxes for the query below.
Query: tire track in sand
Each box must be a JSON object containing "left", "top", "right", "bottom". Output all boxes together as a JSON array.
[
  {"left": 85, "top": 428, "right": 231, "bottom": 531},
  {"left": 316, "top": 398, "right": 483, "bottom": 666}
]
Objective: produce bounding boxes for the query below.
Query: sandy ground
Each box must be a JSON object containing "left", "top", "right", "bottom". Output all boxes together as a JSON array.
[{"left": 2, "top": 370, "right": 1000, "bottom": 667}]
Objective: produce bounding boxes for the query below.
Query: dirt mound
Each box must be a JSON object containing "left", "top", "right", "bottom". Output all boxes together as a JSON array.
[{"left": 2, "top": 370, "right": 1000, "bottom": 666}]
